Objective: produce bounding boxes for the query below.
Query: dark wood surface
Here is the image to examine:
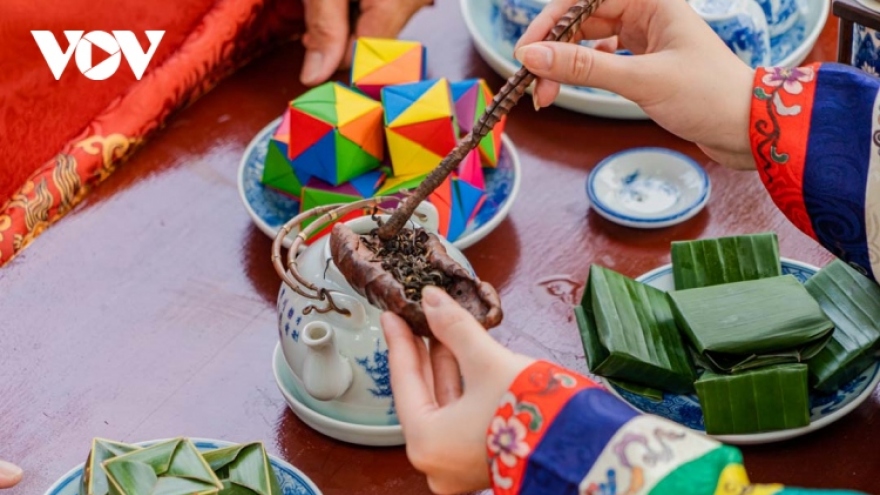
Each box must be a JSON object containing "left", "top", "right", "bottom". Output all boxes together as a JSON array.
[{"left": 3, "top": 2, "right": 875, "bottom": 494}]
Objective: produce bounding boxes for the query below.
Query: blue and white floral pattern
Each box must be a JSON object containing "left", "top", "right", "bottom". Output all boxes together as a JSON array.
[
  {"left": 43, "top": 439, "right": 322, "bottom": 495},
  {"left": 356, "top": 341, "right": 394, "bottom": 415},
  {"left": 853, "top": 24, "right": 880, "bottom": 78},
  {"left": 753, "top": 0, "right": 801, "bottom": 36},
  {"left": 703, "top": 9, "right": 772, "bottom": 67},
  {"left": 599, "top": 262, "right": 880, "bottom": 437},
  {"left": 241, "top": 120, "right": 517, "bottom": 246}
]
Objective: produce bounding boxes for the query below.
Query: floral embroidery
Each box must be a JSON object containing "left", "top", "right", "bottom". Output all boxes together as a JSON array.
[
  {"left": 488, "top": 416, "right": 530, "bottom": 467},
  {"left": 760, "top": 67, "right": 814, "bottom": 95},
  {"left": 488, "top": 362, "right": 598, "bottom": 494}
]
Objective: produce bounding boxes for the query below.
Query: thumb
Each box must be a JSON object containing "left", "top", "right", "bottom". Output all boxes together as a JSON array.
[
  {"left": 0, "top": 460, "right": 22, "bottom": 489},
  {"left": 420, "top": 286, "right": 505, "bottom": 373},
  {"left": 301, "top": 0, "right": 350, "bottom": 85},
  {"left": 515, "top": 42, "right": 650, "bottom": 104}
]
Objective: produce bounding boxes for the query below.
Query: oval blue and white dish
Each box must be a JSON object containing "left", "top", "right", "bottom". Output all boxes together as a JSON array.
[
  {"left": 460, "top": 0, "right": 829, "bottom": 119},
  {"left": 587, "top": 148, "right": 710, "bottom": 229},
  {"left": 43, "top": 438, "right": 322, "bottom": 495},
  {"left": 239, "top": 118, "right": 521, "bottom": 250},
  {"left": 592, "top": 258, "right": 880, "bottom": 446}
]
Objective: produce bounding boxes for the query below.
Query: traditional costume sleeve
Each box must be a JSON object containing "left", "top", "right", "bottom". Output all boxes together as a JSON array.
[
  {"left": 487, "top": 361, "right": 863, "bottom": 495},
  {"left": 751, "top": 62, "right": 880, "bottom": 281}
]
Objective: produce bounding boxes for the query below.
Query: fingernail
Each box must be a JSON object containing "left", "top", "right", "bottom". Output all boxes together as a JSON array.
[
  {"left": 515, "top": 45, "right": 552, "bottom": 71},
  {"left": 0, "top": 460, "right": 22, "bottom": 479},
  {"left": 422, "top": 286, "right": 445, "bottom": 307},
  {"left": 530, "top": 81, "right": 541, "bottom": 112},
  {"left": 300, "top": 51, "right": 324, "bottom": 85}
]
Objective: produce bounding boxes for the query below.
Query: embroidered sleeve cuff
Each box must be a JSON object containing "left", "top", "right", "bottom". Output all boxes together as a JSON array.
[{"left": 486, "top": 361, "right": 599, "bottom": 495}]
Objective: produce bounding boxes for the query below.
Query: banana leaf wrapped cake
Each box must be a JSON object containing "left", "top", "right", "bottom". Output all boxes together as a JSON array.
[
  {"left": 576, "top": 232, "right": 880, "bottom": 436},
  {"left": 804, "top": 260, "right": 880, "bottom": 392},
  {"left": 576, "top": 265, "right": 696, "bottom": 394},
  {"left": 668, "top": 275, "right": 834, "bottom": 373}
]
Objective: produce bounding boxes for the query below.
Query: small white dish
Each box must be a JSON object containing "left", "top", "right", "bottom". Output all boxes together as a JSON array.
[
  {"left": 460, "top": 0, "right": 829, "bottom": 119},
  {"left": 272, "top": 343, "right": 405, "bottom": 447},
  {"left": 238, "top": 118, "right": 522, "bottom": 251},
  {"left": 586, "top": 148, "right": 710, "bottom": 229},
  {"left": 591, "top": 258, "right": 880, "bottom": 445},
  {"left": 44, "top": 437, "right": 322, "bottom": 495}
]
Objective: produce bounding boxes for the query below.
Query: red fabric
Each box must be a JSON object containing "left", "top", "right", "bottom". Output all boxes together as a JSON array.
[
  {"left": 0, "top": 0, "right": 304, "bottom": 265},
  {"left": 750, "top": 64, "right": 820, "bottom": 241}
]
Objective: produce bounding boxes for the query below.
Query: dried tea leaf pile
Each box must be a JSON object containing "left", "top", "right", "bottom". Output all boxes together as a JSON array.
[{"left": 360, "top": 225, "right": 456, "bottom": 302}]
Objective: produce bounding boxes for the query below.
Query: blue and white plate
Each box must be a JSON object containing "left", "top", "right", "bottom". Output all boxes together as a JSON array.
[
  {"left": 460, "top": 0, "right": 830, "bottom": 119},
  {"left": 44, "top": 438, "right": 322, "bottom": 495},
  {"left": 238, "top": 118, "right": 521, "bottom": 250},
  {"left": 587, "top": 148, "right": 710, "bottom": 229},
  {"left": 593, "top": 259, "right": 880, "bottom": 446}
]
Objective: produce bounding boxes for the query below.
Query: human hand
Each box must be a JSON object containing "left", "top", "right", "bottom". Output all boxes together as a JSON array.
[
  {"left": 300, "top": 0, "right": 431, "bottom": 86},
  {"left": 381, "top": 286, "right": 534, "bottom": 494},
  {"left": 515, "top": 0, "right": 757, "bottom": 170},
  {"left": 0, "top": 460, "right": 22, "bottom": 489}
]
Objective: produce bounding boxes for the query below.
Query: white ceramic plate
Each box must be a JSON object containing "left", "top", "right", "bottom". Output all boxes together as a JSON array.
[
  {"left": 44, "top": 438, "right": 322, "bottom": 495},
  {"left": 586, "top": 148, "right": 710, "bottom": 229},
  {"left": 460, "top": 0, "right": 830, "bottom": 119},
  {"left": 272, "top": 343, "right": 405, "bottom": 447},
  {"left": 592, "top": 258, "right": 880, "bottom": 445},
  {"left": 238, "top": 118, "right": 522, "bottom": 251}
]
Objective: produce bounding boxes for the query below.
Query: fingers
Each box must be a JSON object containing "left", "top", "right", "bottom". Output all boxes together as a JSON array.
[
  {"left": 428, "top": 339, "right": 462, "bottom": 407},
  {"left": 301, "top": 0, "right": 350, "bottom": 85},
  {"left": 420, "top": 287, "right": 501, "bottom": 373},
  {"left": 381, "top": 312, "right": 436, "bottom": 429},
  {"left": 533, "top": 78, "right": 561, "bottom": 109},
  {"left": 0, "top": 461, "right": 22, "bottom": 489},
  {"left": 515, "top": 42, "right": 648, "bottom": 104}
]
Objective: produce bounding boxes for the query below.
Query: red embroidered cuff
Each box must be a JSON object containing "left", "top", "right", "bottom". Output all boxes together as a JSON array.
[
  {"left": 750, "top": 63, "right": 820, "bottom": 240},
  {"left": 486, "top": 361, "right": 599, "bottom": 495}
]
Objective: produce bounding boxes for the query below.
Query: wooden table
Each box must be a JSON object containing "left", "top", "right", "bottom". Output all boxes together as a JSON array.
[{"left": 2, "top": 2, "right": 872, "bottom": 494}]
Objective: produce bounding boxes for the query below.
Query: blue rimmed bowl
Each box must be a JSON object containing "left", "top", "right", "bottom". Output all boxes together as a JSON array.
[{"left": 586, "top": 148, "right": 710, "bottom": 229}]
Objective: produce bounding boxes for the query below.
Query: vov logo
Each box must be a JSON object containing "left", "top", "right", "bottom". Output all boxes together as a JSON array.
[{"left": 31, "top": 30, "right": 165, "bottom": 81}]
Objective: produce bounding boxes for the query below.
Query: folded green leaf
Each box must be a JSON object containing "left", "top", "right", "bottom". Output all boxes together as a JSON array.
[
  {"left": 668, "top": 275, "right": 834, "bottom": 373},
  {"left": 576, "top": 265, "right": 696, "bottom": 394},
  {"left": 103, "top": 438, "right": 222, "bottom": 495},
  {"left": 81, "top": 439, "right": 141, "bottom": 495},
  {"left": 671, "top": 233, "right": 781, "bottom": 290},
  {"left": 696, "top": 364, "right": 810, "bottom": 435},
  {"left": 804, "top": 260, "right": 880, "bottom": 392},
  {"left": 607, "top": 378, "right": 664, "bottom": 402},
  {"left": 202, "top": 443, "right": 282, "bottom": 495}
]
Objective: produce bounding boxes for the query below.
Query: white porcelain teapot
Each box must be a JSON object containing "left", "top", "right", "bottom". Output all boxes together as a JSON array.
[{"left": 272, "top": 199, "right": 474, "bottom": 426}]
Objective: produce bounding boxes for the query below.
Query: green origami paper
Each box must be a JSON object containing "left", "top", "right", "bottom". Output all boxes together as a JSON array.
[
  {"left": 103, "top": 438, "right": 222, "bottom": 495},
  {"left": 81, "top": 439, "right": 142, "bottom": 495},
  {"left": 202, "top": 443, "right": 282, "bottom": 495}
]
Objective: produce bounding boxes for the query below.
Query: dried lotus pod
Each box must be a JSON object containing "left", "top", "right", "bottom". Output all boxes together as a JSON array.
[{"left": 330, "top": 222, "right": 502, "bottom": 337}]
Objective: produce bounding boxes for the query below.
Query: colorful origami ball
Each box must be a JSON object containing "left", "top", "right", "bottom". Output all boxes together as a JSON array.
[
  {"left": 451, "top": 79, "right": 506, "bottom": 167},
  {"left": 457, "top": 149, "right": 485, "bottom": 191},
  {"left": 260, "top": 111, "right": 311, "bottom": 198},
  {"left": 300, "top": 170, "right": 386, "bottom": 230},
  {"left": 288, "top": 82, "right": 384, "bottom": 186},
  {"left": 351, "top": 38, "right": 426, "bottom": 100},
  {"left": 426, "top": 176, "right": 487, "bottom": 242},
  {"left": 382, "top": 78, "right": 458, "bottom": 177}
]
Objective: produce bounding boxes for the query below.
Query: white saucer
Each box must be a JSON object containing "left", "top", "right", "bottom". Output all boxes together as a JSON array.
[
  {"left": 586, "top": 148, "right": 710, "bottom": 229},
  {"left": 460, "top": 0, "right": 830, "bottom": 119},
  {"left": 272, "top": 343, "right": 405, "bottom": 447}
]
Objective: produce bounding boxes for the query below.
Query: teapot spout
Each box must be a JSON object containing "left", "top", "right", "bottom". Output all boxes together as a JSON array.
[{"left": 301, "top": 321, "right": 353, "bottom": 401}]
